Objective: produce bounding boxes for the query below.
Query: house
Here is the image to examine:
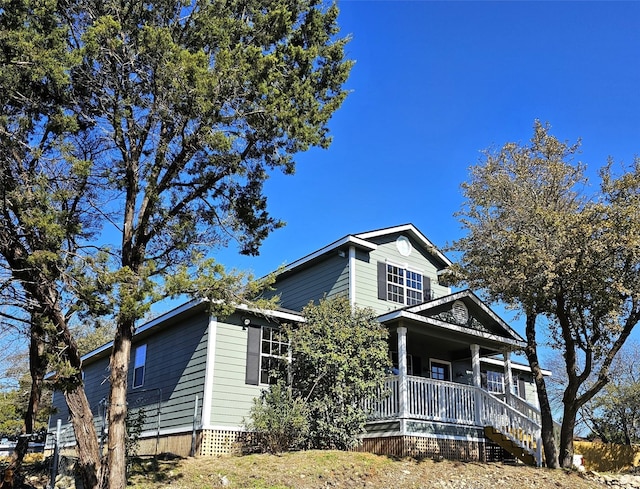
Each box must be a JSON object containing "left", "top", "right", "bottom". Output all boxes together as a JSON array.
[{"left": 48, "top": 224, "right": 547, "bottom": 464}]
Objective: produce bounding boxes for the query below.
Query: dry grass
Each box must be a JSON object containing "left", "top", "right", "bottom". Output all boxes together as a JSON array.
[{"left": 127, "top": 450, "right": 606, "bottom": 489}]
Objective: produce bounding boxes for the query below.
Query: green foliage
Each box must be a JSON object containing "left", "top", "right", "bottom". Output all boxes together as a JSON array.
[
  {"left": 286, "top": 296, "right": 390, "bottom": 450},
  {"left": 245, "top": 381, "right": 309, "bottom": 454},
  {"left": 453, "top": 120, "right": 640, "bottom": 467},
  {"left": 72, "top": 320, "right": 116, "bottom": 356},
  {"left": 583, "top": 343, "right": 640, "bottom": 445},
  {"left": 0, "top": 374, "right": 52, "bottom": 438},
  {"left": 1, "top": 0, "right": 351, "bottom": 485},
  {"left": 125, "top": 407, "right": 147, "bottom": 459}
]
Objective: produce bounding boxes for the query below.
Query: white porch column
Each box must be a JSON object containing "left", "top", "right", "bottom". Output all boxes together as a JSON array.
[
  {"left": 397, "top": 326, "right": 408, "bottom": 425},
  {"left": 470, "top": 344, "right": 482, "bottom": 426},
  {"left": 470, "top": 344, "right": 481, "bottom": 388},
  {"left": 504, "top": 350, "right": 513, "bottom": 402}
]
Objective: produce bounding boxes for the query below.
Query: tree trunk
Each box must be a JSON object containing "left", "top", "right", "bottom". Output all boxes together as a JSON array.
[
  {"left": 523, "top": 312, "right": 559, "bottom": 468},
  {"left": 65, "top": 382, "right": 103, "bottom": 489},
  {"left": 106, "top": 323, "right": 134, "bottom": 489},
  {"left": 9, "top": 322, "right": 47, "bottom": 481},
  {"left": 559, "top": 401, "right": 578, "bottom": 468}
]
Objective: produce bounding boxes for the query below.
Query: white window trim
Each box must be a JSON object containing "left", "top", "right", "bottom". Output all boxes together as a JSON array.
[
  {"left": 429, "top": 358, "right": 452, "bottom": 382},
  {"left": 385, "top": 260, "right": 425, "bottom": 306},
  {"left": 259, "top": 325, "right": 289, "bottom": 386},
  {"left": 132, "top": 344, "right": 147, "bottom": 389},
  {"left": 486, "top": 370, "right": 505, "bottom": 394}
]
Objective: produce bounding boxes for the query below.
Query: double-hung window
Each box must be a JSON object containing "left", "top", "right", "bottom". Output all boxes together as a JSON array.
[
  {"left": 259, "top": 326, "right": 288, "bottom": 385},
  {"left": 379, "top": 262, "right": 425, "bottom": 306},
  {"left": 486, "top": 370, "right": 504, "bottom": 393}
]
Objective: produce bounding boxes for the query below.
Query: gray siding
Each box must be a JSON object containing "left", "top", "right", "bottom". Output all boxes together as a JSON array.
[
  {"left": 49, "top": 306, "right": 210, "bottom": 446},
  {"left": 209, "top": 315, "right": 263, "bottom": 427},
  {"left": 272, "top": 254, "right": 349, "bottom": 311},
  {"left": 49, "top": 356, "right": 111, "bottom": 448},
  {"left": 130, "top": 311, "right": 209, "bottom": 434}
]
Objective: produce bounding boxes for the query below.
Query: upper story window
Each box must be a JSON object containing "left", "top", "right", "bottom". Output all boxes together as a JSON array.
[
  {"left": 379, "top": 262, "right": 425, "bottom": 306},
  {"left": 133, "top": 344, "right": 147, "bottom": 389}
]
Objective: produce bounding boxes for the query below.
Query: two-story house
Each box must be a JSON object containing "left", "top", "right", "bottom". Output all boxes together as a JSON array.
[{"left": 48, "top": 224, "right": 546, "bottom": 465}]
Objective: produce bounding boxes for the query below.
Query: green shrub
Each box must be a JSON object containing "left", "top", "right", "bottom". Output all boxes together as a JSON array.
[{"left": 245, "top": 382, "right": 309, "bottom": 454}]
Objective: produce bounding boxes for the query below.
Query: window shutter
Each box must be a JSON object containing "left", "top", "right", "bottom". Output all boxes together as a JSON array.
[
  {"left": 424, "top": 276, "right": 432, "bottom": 301},
  {"left": 377, "top": 261, "right": 387, "bottom": 300},
  {"left": 245, "top": 325, "right": 261, "bottom": 385}
]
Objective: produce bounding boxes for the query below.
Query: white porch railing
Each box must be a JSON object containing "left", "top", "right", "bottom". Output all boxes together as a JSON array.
[
  {"left": 498, "top": 392, "right": 542, "bottom": 425},
  {"left": 366, "top": 375, "right": 542, "bottom": 465}
]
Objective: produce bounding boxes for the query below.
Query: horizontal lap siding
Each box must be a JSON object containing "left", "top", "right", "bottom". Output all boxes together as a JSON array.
[
  {"left": 355, "top": 235, "right": 450, "bottom": 314},
  {"left": 49, "top": 355, "right": 111, "bottom": 443},
  {"left": 209, "top": 321, "right": 261, "bottom": 427},
  {"left": 135, "top": 312, "right": 209, "bottom": 433},
  {"left": 48, "top": 308, "right": 210, "bottom": 444},
  {"left": 273, "top": 255, "right": 349, "bottom": 311}
]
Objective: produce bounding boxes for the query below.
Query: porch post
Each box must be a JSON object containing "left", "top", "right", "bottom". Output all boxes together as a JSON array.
[
  {"left": 470, "top": 344, "right": 482, "bottom": 426},
  {"left": 504, "top": 350, "right": 513, "bottom": 403},
  {"left": 470, "top": 344, "right": 481, "bottom": 388},
  {"left": 397, "top": 326, "right": 408, "bottom": 425}
]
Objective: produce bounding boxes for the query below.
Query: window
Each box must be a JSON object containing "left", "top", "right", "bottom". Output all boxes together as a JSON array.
[
  {"left": 486, "top": 370, "right": 504, "bottom": 393},
  {"left": 429, "top": 360, "right": 451, "bottom": 381},
  {"left": 133, "top": 344, "right": 147, "bottom": 389},
  {"left": 391, "top": 351, "right": 414, "bottom": 375},
  {"left": 378, "top": 262, "right": 430, "bottom": 306},
  {"left": 512, "top": 375, "right": 521, "bottom": 397},
  {"left": 259, "top": 326, "right": 288, "bottom": 385}
]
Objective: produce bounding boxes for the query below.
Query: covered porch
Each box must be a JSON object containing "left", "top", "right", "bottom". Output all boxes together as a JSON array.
[{"left": 363, "top": 291, "right": 542, "bottom": 466}]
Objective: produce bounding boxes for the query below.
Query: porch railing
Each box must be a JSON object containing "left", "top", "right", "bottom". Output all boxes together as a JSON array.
[
  {"left": 500, "top": 392, "right": 542, "bottom": 425},
  {"left": 366, "top": 375, "right": 542, "bottom": 464}
]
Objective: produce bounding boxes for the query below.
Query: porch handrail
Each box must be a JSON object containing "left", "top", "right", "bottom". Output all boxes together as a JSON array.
[
  {"left": 364, "top": 375, "right": 400, "bottom": 419},
  {"left": 476, "top": 386, "right": 541, "bottom": 461},
  {"left": 503, "top": 393, "right": 542, "bottom": 425},
  {"left": 366, "top": 375, "right": 542, "bottom": 465}
]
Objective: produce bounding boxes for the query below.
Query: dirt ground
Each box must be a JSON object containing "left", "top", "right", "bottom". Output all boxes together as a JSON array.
[{"left": 126, "top": 450, "right": 611, "bottom": 489}]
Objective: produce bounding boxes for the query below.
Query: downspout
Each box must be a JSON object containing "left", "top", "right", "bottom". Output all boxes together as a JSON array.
[{"left": 348, "top": 245, "right": 356, "bottom": 308}]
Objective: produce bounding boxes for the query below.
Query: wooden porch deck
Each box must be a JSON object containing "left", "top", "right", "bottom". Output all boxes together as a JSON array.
[{"left": 365, "top": 375, "right": 542, "bottom": 466}]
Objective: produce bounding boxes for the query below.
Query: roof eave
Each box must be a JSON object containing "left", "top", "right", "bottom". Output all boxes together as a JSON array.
[
  {"left": 355, "top": 223, "right": 453, "bottom": 269},
  {"left": 275, "top": 235, "right": 377, "bottom": 277}
]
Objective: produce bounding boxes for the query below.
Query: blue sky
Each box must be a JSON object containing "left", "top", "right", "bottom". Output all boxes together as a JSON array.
[
  {"left": 213, "top": 1, "right": 640, "bottom": 346},
  {"left": 219, "top": 1, "right": 640, "bottom": 271}
]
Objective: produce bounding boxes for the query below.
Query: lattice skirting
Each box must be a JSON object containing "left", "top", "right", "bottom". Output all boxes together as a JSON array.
[
  {"left": 355, "top": 435, "right": 485, "bottom": 462},
  {"left": 199, "top": 429, "right": 251, "bottom": 457}
]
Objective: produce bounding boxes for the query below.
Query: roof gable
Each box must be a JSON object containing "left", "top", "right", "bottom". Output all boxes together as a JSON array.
[
  {"left": 378, "top": 289, "right": 525, "bottom": 348},
  {"left": 355, "top": 224, "right": 452, "bottom": 269},
  {"left": 405, "top": 290, "right": 524, "bottom": 342}
]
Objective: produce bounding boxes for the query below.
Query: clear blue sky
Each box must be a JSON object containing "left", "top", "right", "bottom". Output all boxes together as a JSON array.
[
  {"left": 213, "top": 1, "right": 640, "bottom": 347},
  {"left": 219, "top": 1, "right": 640, "bottom": 272}
]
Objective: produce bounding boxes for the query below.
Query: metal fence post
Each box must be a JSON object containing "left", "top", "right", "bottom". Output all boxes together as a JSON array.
[{"left": 48, "top": 419, "right": 62, "bottom": 489}]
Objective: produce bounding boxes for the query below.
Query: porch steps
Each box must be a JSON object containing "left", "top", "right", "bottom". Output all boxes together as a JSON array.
[{"left": 484, "top": 426, "right": 537, "bottom": 467}]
